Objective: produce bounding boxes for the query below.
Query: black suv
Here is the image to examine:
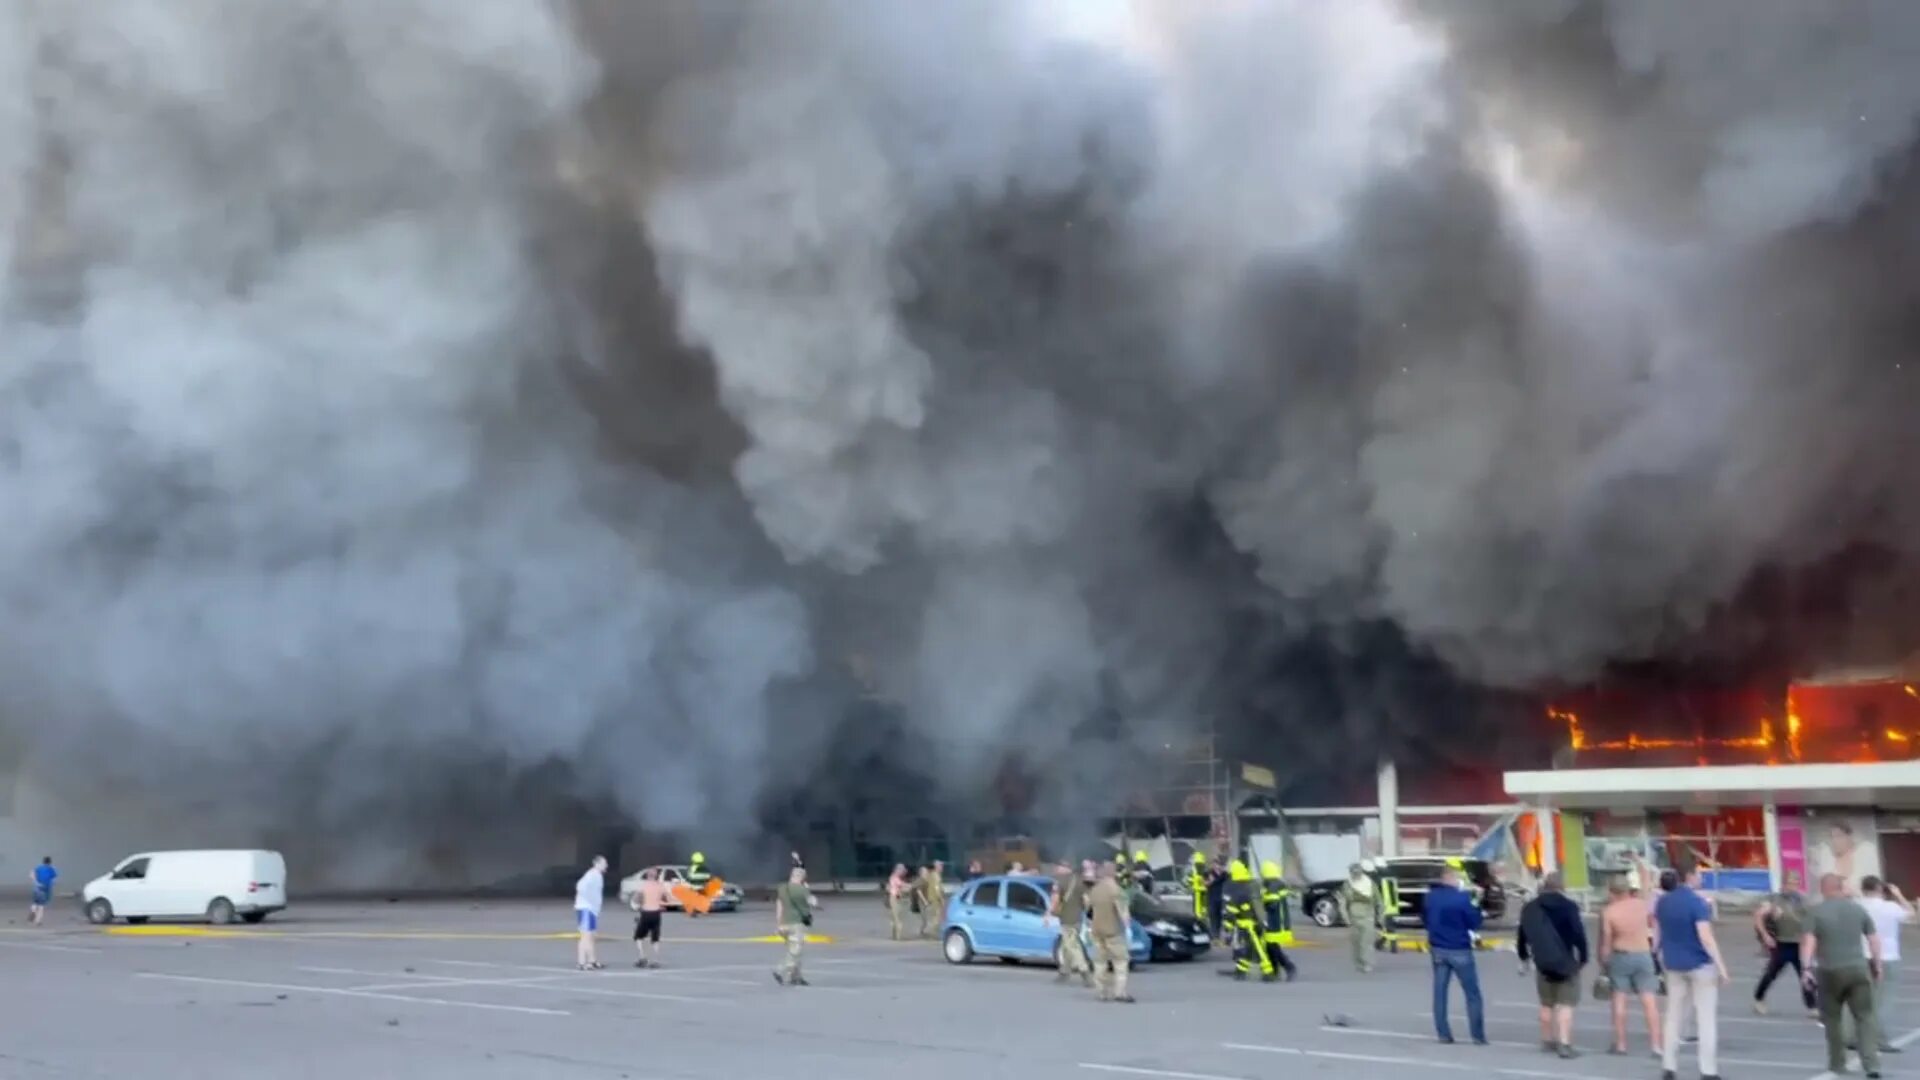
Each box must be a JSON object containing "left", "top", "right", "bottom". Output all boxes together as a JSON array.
[{"left": 1301, "top": 856, "right": 1507, "bottom": 928}]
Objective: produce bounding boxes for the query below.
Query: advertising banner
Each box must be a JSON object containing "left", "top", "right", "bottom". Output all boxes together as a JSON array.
[{"left": 1802, "top": 809, "right": 1881, "bottom": 893}]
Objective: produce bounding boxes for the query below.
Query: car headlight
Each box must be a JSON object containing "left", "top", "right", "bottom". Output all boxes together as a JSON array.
[{"left": 1148, "top": 919, "right": 1178, "bottom": 935}]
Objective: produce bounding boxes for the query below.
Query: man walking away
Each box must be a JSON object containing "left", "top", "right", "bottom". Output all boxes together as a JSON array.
[
  {"left": 1804, "top": 872, "right": 1884, "bottom": 1077},
  {"left": 29, "top": 856, "right": 56, "bottom": 926},
  {"left": 1858, "top": 876, "right": 1912, "bottom": 1056},
  {"left": 885, "top": 863, "right": 909, "bottom": 941},
  {"left": 1655, "top": 861, "right": 1729, "bottom": 1080},
  {"left": 1049, "top": 859, "right": 1092, "bottom": 986},
  {"left": 632, "top": 867, "right": 666, "bottom": 968},
  {"left": 772, "top": 865, "right": 815, "bottom": 986},
  {"left": 1341, "top": 863, "right": 1376, "bottom": 974},
  {"left": 1753, "top": 874, "right": 1815, "bottom": 1015},
  {"left": 1599, "top": 877, "right": 1663, "bottom": 1057},
  {"left": 1518, "top": 871, "right": 1589, "bottom": 1059},
  {"left": 1088, "top": 861, "right": 1134, "bottom": 1003},
  {"left": 574, "top": 855, "right": 607, "bottom": 971},
  {"left": 917, "top": 860, "right": 946, "bottom": 939},
  {"left": 1423, "top": 864, "right": 1487, "bottom": 1045}
]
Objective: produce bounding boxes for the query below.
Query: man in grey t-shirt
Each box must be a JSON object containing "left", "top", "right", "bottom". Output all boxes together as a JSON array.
[{"left": 1803, "top": 873, "right": 1885, "bottom": 1077}]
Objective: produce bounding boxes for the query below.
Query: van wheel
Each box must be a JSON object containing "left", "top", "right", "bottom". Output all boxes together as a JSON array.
[
  {"left": 241, "top": 912, "right": 266, "bottom": 925},
  {"left": 1311, "top": 897, "right": 1340, "bottom": 928},
  {"left": 126, "top": 916, "right": 149, "bottom": 925},
  {"left": 941, "top": 928, "right": 974, "bottom": 965},
  {"left": 85, "top": 898, "right": 114, "bottom": 925},
  {"left": 207, "top": 898, "right": 236, "bottom": 926}
]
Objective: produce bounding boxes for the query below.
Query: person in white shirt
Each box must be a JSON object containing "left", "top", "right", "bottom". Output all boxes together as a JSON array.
[
  {"left": 1859, "top": 875, "right": 1914, "bottom": 1052},
  {"left": 574, "top": 855, "right": 608, "bottom": 971}
]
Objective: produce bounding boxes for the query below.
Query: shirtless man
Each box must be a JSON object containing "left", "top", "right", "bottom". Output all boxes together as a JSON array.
[
  {"left": 632, "top": 868, "right": 667, "bottom": 968},
  {"left": 1598, "top": 877, "right": 1663, "bottom": 1056}
]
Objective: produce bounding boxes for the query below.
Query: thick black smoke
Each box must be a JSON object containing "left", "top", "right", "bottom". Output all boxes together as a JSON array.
[{"left": 2, "top": 0, "right": 1917, "bottom": 884}]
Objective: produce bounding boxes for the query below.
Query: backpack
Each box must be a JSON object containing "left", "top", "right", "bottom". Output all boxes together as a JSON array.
[{"left": 1521, "top": 898, "right": 1576, "bottom": 979}]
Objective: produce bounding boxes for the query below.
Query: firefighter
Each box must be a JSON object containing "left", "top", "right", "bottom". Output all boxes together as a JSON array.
[
  {"left": 1187, "top": 851, "right": 1208, "bottom": 924},
  {"left": 1259, "top": 859, "right": 1300, "bottom": 981},
  {"left": 1217, "top": 859, "right": 1276, "bottom": 981},
  {"left": 685, "top": 851, "right": 713, "bottom": 918},
  {"left": 1131, "top": 851, "right": 1155, "bottom": 897},
  {"left": 1372, "top": 861, "right": 1402, "bottom": 951}
]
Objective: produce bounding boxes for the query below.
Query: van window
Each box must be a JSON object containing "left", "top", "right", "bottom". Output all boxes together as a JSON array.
[{"left": 113, "top": 858, "right": 150, "bottom": 881}]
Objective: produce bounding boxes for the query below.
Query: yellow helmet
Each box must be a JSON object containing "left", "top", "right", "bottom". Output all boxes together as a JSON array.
[
  {"left": 1229, "top": 859, "right": 1252, "bottom": 881},
  {"left": 1261, "top": 859, "right": 1281, "bottom": 879},
  {"left": 1133, "top": 851, "right": 1149, "bottom": 864},
  {"left": 690, "top": 852, "right": 705, "bottom": 863},
  {"left": 1192, "top": 851, "right": 1207, "bottom": 865}
]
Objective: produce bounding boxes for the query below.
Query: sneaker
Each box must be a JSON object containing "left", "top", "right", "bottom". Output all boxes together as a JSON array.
[
  {"left": 1472, "top": 1038, "right": 1488, "bottom": 1046},
  {"left": 1540, "top": 1041, "right": 1557, "bottom": 1053},
  {"left": 1879, "top": 1045, "right": 1901, "bottom": 1054},
  {"left": 1556, "top": 1044, "right": 1579, "bottom": 1060},
  {"left": 1753, "top": 1000, "right": 1768, "bottom": 1015},
  {"left": 1114, "top": 994, "right": 1136, "bottom": 1003},
  {"left": 1661, "top": 1072, "right": 1676, "bottom": 1080},
  {"left": 771, "top": 971, "right": 786, "bottom": 986},
  {"left": 1607, "top": 1047, "right": 1627, "bottom": 1056},
  {"left": 792, "top": 976, "right": 810, "bottom": 987},
  {"left": 634, "top": 959, "right": 647, "bottom": 969},
  {"left": 1437, "top": 1037, "right": 1455, "bottom": 1045}
]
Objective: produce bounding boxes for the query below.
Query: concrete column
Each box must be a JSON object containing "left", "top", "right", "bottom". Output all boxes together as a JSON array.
[
  {"left": 1535, "top": 803, "right": 1558, "bottom": 876},
  {"left": 1378, "top": 759, "right": 1400, "bottom": 858},
  {"left": 1763, "top": 800, "right": 1782, "bottom": 892}
]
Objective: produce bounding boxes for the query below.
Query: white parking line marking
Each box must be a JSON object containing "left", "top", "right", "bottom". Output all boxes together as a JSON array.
[
  {"left": 1079, "top": 1064, "right": 1242, "bottom": 1080},
  {"left": 1804, "top": 1021, "right": 1920, "bottom": 1080},
  {"left": 1327, "top": 1024, "right": 1806, "bottom": 1069},
  {"left": 1417, "top": 1011, "right": 1816, "bottom": 1046},
  {"left": 346, "top": 978, "right": 720, "bottom": 1004},
  {"left": 1224, "top": 1042, "right": 1616, "bottom": 1080},
  {"left": 1486, "top": 999, "right": 1796, "bottom": 1027},
  {"left": 135, "top": 973, "right": 570, "bottom": 1016}
]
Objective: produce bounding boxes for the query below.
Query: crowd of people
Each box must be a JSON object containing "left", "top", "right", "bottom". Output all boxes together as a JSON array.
[{"left": 1443, "top": 861, "right": 1915, "bottom": 1080}]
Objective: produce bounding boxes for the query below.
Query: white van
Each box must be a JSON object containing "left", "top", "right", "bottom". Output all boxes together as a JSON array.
[{"left": 82, "top": 850, "right": 287, "bottom": 926}]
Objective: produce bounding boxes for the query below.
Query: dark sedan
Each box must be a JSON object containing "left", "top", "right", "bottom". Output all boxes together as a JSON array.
[
  {"left": 1130, "top": 892, "right": 1212, "bottom": 961},
  {"left": 1301, "top": 857, "right": 1507, "bottom": 928}
]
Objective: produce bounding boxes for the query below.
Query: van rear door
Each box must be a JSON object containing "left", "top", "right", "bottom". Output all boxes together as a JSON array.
[{"left": 247, "top": 852, "right": 287, "bottom": 909}]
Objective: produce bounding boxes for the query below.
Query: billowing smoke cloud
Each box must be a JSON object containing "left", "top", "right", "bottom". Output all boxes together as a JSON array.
[{"left": 3, "top": 0, "right": 1918, "bottom": 884}]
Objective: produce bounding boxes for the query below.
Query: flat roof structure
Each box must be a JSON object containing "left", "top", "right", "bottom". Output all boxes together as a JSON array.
[{"left": 1504, "top": 760, "right": 1920, "bottom": 809}]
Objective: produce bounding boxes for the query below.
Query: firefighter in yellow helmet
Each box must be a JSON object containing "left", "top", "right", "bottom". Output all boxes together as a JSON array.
[
  {"left": 1131, "top": 851, "right": 1155, "bottom": 897},
  {"left": 1217, "top": 860, "right": 1275, "bottom": 981},
  {"left": 684, "top": 851, "right": 714, "bottom": 918},
  {"left": 1187, "top": 851, "right": 1208, "bottom": 925},
  {"left": 1258, "top": 859, "right": 1299, "bottom": 981}
]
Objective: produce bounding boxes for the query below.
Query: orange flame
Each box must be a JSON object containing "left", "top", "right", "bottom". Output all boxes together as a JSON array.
[{"left": 1550, "top": 706, "right": 1774, "bottom": 759}]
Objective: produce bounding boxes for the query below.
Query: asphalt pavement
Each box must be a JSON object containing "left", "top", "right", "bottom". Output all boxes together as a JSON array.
[{"left": 0, "top": 897, "right": 1910, "bottom": 1079}]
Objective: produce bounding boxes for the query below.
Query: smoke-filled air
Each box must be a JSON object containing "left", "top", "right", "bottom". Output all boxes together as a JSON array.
[{"left": 3, "top": 0, "right": 1918, "bottom": 885}]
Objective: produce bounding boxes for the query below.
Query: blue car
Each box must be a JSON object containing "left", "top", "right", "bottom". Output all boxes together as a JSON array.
[{"left": 940, "top": 874, "right": 1151, "bottom": 967}]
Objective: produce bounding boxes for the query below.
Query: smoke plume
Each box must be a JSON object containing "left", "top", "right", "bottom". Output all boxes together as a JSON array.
[{"left": 3, "top": 0, "right": 1918, "bottom": 884}]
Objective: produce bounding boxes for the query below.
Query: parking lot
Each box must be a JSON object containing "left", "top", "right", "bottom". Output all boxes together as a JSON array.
[{"left": 0, "top": 897, "right": 1911, "bottom": 1079}]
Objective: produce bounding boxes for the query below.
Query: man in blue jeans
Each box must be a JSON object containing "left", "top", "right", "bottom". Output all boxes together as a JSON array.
[{"left": 1424, "top": 865, "right": 1488, "bottom": 1044}]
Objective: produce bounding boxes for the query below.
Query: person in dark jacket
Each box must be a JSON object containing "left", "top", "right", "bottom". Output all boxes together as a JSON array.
[
  {"left": 1518, "top": 871, "right": 1591, "bottom": 1059},
  {"left": 1422, "top": 865, "right": 1487, "bottom": 1044}
]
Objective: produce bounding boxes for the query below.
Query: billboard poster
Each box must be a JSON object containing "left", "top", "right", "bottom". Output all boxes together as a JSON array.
[
  {"left": 1802, "top": 809, "right": 1881, "bottom": 893},
  {"left": 1777, "top": 810, "right": 1807, "bottom": 893}
]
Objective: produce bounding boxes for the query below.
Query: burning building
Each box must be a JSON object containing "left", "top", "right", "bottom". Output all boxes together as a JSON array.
[{"left": 1509, "top": 660, "right": 1920, "bottom": 894}]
